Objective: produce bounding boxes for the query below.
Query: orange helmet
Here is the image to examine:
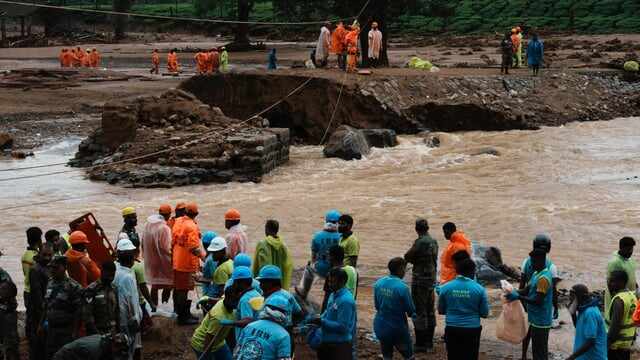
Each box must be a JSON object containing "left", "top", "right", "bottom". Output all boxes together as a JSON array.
[
  {"left": 69, "top": 231, "right": 89, "bottom": 245},
  {"left": 224, "top": 208, "right": 241, "bottom": 221},
  {"left": 186, "top": 202, "right": 199, "bottom": 214},
  {"left": 159, "top": 204, "right": 172, "bottom": 215}
]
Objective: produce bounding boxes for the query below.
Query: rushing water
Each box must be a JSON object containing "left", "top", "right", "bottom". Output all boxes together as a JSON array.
[{"left": 2, "top": 117, "right": 640, "bottom": 353}]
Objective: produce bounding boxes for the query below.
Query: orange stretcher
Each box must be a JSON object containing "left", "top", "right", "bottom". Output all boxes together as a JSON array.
[{"left": 69, "top": 213, "right": 115, "bottom": 267}]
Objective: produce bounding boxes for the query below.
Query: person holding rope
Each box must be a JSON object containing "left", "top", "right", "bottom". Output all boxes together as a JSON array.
[{"left": 191, "top": 286, "right": 239, "bottom": 360}]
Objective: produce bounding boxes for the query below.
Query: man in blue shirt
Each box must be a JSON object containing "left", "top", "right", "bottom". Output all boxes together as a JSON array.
[
  {"left": 257, "top": 265, "right": 304, "bottom": 357},
  {"left": 234, "top": 295, "right": 292, "bottom": 360},
  {"left": 311, "top": 268, "right": 356, "bottom": 360},
  {"left": 228, "top": 266, "right": 263, "bottom": 343},
  {"left": 374, "top": 257, "right": 417, "bottom": 360},
  {"left": 295, "top": 210, "right": 342, "bottom": 300},
  {"left": 509, "top": 248, "right": 553, "bottom": 360},
  {"left": 438, "top": 258, "right": 489, "bottom": 360},
  {"left": 567, "top": 284, "right": 607, "bottom": 360}
]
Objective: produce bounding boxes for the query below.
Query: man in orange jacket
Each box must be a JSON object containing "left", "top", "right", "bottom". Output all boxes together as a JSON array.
[
  {"left": 167, "top": 49, "right": 179, "bottom": 74},
  {"left": 74, "top": 47, "right": 85, "bottom": 67},
  {"left": 172, "top": 202, "right": 203, "bottom": 325},
  {"left": 440, "top": 222, "right": 472, "bottom": 284},
  {"left": 150, "top": 49, "right": 160, "bottom": 75},
  {"left": 331, "top": 21, "right": 347, "bottom": 70},
  {"left": 65, "top": 231, "right": 101, "bottom": 288},
  {"left": 194, "top": 51, "right": 208, "bottom": 75},
  {"left": 89, "top": 48, "right": 100, "bottom": 68}
]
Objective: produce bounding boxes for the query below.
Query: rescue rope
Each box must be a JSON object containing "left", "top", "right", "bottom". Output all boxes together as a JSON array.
[
  {"left": 319, "top": 71, "right": 347, "bottom": 145},
  {"left": 0, "top": 77, "right": 313, "bottom": 182},
  {"left": 0, "top": 0, "right": 354, "bottom": 26}
]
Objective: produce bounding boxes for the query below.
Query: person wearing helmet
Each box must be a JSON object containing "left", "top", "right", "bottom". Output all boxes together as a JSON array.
[
  {"left": 224, "top": 208, "right": 248, "bottom": 259},
  {"left": 142, "top": 205, "right": 174, "bottom": 306},
  {"left": 167, "top": 202, "right": 186, "bottom": 230},
  {"left": 253, "top": 220, "right": 293, "bottom": 290},
  {"left": 172, "top": 202, "right": 204, "bottom": 325},
  {"left": 295, "top": 209, "right": 342, "bottom": 300},
  {"left": 65, "top": 230, "right": 101, "bottom": 288},
  {"left": 234, "top": 294, "right": 292, "bottom": 360},
  {"left": 257, "top": 265, "right": 304, "bottom": 357},
  {"left": 200, "top": 232, "right": 220, "bottom": 300},
  {"left": 119, "top": 207, "right": 140, "bottom": 249},
  {"left": 212, "top": 237, "right": 234, "bottom": 298},
  {"left": 191, "top": 286, "right": 239, "bottom": 360},
  {"left": 234, "top": 253, "right": 262, "bottom": 294},
  {"left": 42, "top": 255, "right": 83, "bottom": 359},
  {"left": 511, "top": 28, "right": 521, "bottom": 68},
  {"left": 228, "top": 266, "right": 263, "bottom": 343},
  {"left": 53, "top": 333, "right": 130, "bottom": 360},
  {"left": 113, "top": 238, "right": 142, "bottom": 359}
]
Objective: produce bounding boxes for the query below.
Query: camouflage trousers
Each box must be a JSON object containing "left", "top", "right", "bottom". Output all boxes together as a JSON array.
[
  {"left": 0, "top": 308, "right": 19, "bottom": 360},
  {"left": 411, "top": 281, "right": 436, "bottom": 331}
]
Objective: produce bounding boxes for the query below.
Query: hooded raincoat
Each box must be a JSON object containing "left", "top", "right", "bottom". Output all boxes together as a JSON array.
[
  {"left": 252, "top": 235, "right": 293, "bottom": 289},
  {"left": 440, "top": 231, "right": 472, "bottom": 284},
  {"left": 141, "top": 215, "right": 174, "bottom": 287},
  {"left": 226, "top": 224, "right": 249, "bottom": 259}
]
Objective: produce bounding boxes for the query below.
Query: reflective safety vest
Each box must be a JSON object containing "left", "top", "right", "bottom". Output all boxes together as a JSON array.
[{"left": 606, "top": 290, "right": 637, "bottom": 350}]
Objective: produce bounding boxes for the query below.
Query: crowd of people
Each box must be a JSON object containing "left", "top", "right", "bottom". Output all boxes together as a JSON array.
[
  {"left": 58, "top": 46, "right": 102, "bottom": 68},
  {"left": 0, "top": 203, "right": 639, "bottom": 360},
  {"left": 500, "top": 26, "right": 544, "bottom": 76}
]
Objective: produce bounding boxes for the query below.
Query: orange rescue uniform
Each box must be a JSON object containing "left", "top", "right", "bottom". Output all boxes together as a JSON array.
[
  {"left": 331, "top": 24, "right": 347, "bottom": 54},
  {"left": 89, "top": 50, "right": 101, "bottom": 68},
  {"left": 167, "top": 53, "right": 179, "bottom": 73},
  {"left": 172, "top": 216, "right": 201, "bottom": 273},
  {"left": 74, "top": 49, "right": 85, "bottom": 67},
  {"left": 194, "top": 52, "right": 208, "bottom": 74},
  {"left": 65, "top": 248, "right": 101, "bottom": 288},
  {"left": 208, "top": 51, "right": 220, "bottom": 73},
  {"left": 439, "top": 231, "right": 473, "bottom": 284}
]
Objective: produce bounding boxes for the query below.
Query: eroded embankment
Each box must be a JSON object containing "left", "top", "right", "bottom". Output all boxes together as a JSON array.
[{"left": 180, "top": 71, "right": 640, "bottom": 143}]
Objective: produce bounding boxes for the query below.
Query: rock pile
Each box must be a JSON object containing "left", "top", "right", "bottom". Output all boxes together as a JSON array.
[{"left": 72, "top": 89, "right": 290, "bottom": 187}]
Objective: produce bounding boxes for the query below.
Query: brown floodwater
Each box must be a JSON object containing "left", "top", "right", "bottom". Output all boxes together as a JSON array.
[{"left": 2, "top": 117, "right": 640, "bottom": 354}]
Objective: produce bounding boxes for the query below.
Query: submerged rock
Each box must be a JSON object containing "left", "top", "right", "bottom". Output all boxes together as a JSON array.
[
  {"left": 323, "top": 125, "right": 371, "bottom": 160},
  {"left": 0, "top": 132, "right": 14, "bottom": 150},
  {"left": 360, "top": 129, "right": 398, "bottom": 148}
]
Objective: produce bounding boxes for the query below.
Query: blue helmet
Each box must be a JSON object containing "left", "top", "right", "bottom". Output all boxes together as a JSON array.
[
  {"left": 231, "top": 266, "right": 253, "bottom": 281},
  {"left": 201, "top": 231, "right": 218, "bottom": 248},
  {"left": 256, "top": 265, "right": 282, "bottom": 280},
  {"left": 325, "top": 209, "right": 341, "bottom": 223},
  {"left": 234, "top": 253, "right": 252, "bottom": 268},
  {"left": 264, "top": 294, "right": 289, "bottom": 313}
]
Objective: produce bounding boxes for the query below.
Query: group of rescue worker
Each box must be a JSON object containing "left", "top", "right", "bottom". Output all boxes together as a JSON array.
[
  {"left": 1, "top": 204, "right": 639, "bottom": 360},
  {"left": 312, "top": 20, "right": 383, "bottom": 72},
  {"left": 58, "top": 46, "right": 101, "bottom": 68},
  {"left": 500, "top": 26, "right": 545, "bottom": 76},
  {"left": 150, "top": 47, "right": 230, "bottom": 75}
]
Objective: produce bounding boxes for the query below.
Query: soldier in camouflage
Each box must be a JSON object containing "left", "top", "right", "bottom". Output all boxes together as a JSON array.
[
  {"left": 404, "top": 218, "right": 439, "bottom": 353},
  {"left": 42, "top": 255, "right": 83, "bottom": 360},
  {"left": 53, "top": 333, "right": 130, "bottom": 360},
  {"left": 83, "top": 261, "right": 119, "bottom": 335},
  {"left": 0, "top": 250, "right": 19, "bottom": 360}
]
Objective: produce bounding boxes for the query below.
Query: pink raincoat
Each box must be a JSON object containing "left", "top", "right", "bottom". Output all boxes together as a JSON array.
[
  {"left": 225, "top": 224, "right": 249, "bottom": 259},
  {"left": 141, "top": 214, "right": 173, "bottom": 286}
]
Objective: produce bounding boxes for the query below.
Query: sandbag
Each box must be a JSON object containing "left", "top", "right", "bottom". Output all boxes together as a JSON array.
[
  {"left": 624, "top": 61, "right": 639, "bottom": 72},
  {"left": 496, "top": 280, "right": 528, "bottom": 344}
]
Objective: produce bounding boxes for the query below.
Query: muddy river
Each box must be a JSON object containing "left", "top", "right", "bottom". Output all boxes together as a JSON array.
[{"left": 2, "top": 117, "right": 640, "bottom": 354}]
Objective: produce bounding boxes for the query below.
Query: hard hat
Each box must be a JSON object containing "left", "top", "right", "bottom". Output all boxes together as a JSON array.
[
  {"left": 207, "top": 236, "right": 227, "bottom": 252},
  {"left": 533, "top": 234, "right": 551, "bottom": 252},
  {"left": 256, "top": 265, "right": 282, "bottom": 280},
  {"left": 175, "top": 202, "right": 186, "bottom": 210},
  {"left": 159, "top": 204, "right": 172, "bottom": 215},
  {"left": 234, "top": 253, "right": 252, "bottom": 268},
  {"left": 117, "top": 238, "right": 136, "bottom": 252},
  {"left": 121, "top": 207, "right": 136, "bottom": 216},
  {"left": 224, "top": 208, "right": 241, "bottom": 221},
  {"left": 186, "top": 202, "right": 199, "bottom": 213},
  {"left": 264, "top": 294, "right": 289, "bottom": 313},
  {"left": 201, "top": 231, "right": 218, "bottom": 247},
  {"left": 325, "top": 209, "right": 341, "bottom": 223},
  {"left": 68, "top": 230, "right": 89, "bottom": 245},
  {"left": 232, "top": 266, "right": 253, "bottom": 280},
  {"left": 511, "top": 28, "right": 517, "bottom": 33}
]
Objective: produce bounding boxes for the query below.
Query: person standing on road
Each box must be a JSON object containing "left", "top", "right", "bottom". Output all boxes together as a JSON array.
[
  {"left": 195, "top": 51, "right": 208, "bottom": 75},
  {"left": 65, "top": 230, "right": 101, "bottom": 288},
  {"left": 605, "top": 237, "right": 637, "bottom": 312},
  {"left": 500, "top": 31, "right": 514, "bottom": 74},
  {"left": 345, "top": 23, "right": 360, "bottom": 73},
  {"left": 527, "top": 33, "right": 544, "bottom": 76},
  {"left": 338, "top": 214, "right": 360, "bottom": 267},
  {"left": 28, "top": 244, "right": 53, "bottom": 360},
  {"left": 220, "top": 47, "right": 229, "bottom": 72},
  {"left": 440, "top": 222, "right": 472, "bottom": 284},
  {"left": 119, "top": 207, "right": 140, "bottom": 249},
  {"left": 268, "top": 48, "right": 278, "bottom": 70},
  {"left": 368, "top": 21, "right": 383, "bottom": 68},
  {"left": 507, "top": 248, "right": 553, "bottom": 360},
  {"left": 438, "top": 258, "right": 489, "bottom": 360},
  {"left": 566, "top": 284, "right": 607, "bottom": 360},
  {"left": 208, "top": 48, "right": 220, "bottom": 74},
  {"left": 224, "top": 208, "right": 249, "bottom": 259},
  {"left": 252, "top": 219, "right": 293, "bottom": 290},
  {"left": 113, "top": 239, "right": 142, "bottom": 360},
  {"left": 83, "top": 261, "right": 119, "bottom": 336},
  {"left": 22, "top": 226, "right": 42, "bottom": 350},
  {"left": 167, "top": 49, "right": 180, "bottom": 74},
  {"left": 331, "top": 21, "right": 347, "bottom": 70},
  {"left": 404, "top": 218, "right": 438, "bottom": 352},
  {"left": 373, "top": 257, "right": 417, "bottom": 360},
  {"left": 150, "top": 49, "right": 160, "bottom": 75},
  {"left": 315, "top": 21, "right": 331, "bottom": 68},
  {"left": 295, "top": 209, "right": 342, "bottom": 300},
  {"left": 142, "top": 205, "right": 174, "bottom": 306},
  {"left": 606, "top": 270, "right": 637, "bottom": 360},
  {"left": 511, "top": 28, "right": 521, "bottom": 68}
]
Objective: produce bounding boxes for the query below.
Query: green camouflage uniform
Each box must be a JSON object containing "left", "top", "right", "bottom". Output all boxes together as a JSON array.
[
  {"left": 44, "top": 277, "right": 83, "bottom": 359},
  {"left": 0, "top": 267, "right": 18, "bottom": 360},
  {"left": 83, "top": 279, "right": 119, "bottom": 335}
]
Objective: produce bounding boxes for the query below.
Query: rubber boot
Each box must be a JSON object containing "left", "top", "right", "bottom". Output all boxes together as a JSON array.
[
  {"left": 185, "top": 300, "right": 199, "bottom": 322},
  {"left": 425, "top": 325, "right": 435, "bottom": 353},
  {"left": 177, "top": 303, "right": 198, "bottom": 326},
  {"left": 414, "top": 329, "right": 426, "bottom": 353}
]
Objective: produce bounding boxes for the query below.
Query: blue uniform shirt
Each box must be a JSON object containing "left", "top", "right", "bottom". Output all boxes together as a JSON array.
[
  {"left": 235, "top": 319, "right": 291, "bottom": 360},
  {"left": 574, "top": 300, "right": 607, "bottom": 360},
  {"left": 311, "top": 230, "right": 341, "bottom": 277},
  {"left": 202, "top": 255, "right": 218, "bottom": 297},
  {"left": 321, "top": 287, "right": 356, "bottom": 343},
  {"left": 373, "top": 275, "right": 416, "bottom": 331},
  {"left": 267, "top": 289, "right": 302, "bottom": 327},
  {"left": 236, "top": 288, "right": 263, "bottom": 342},
  {"left": 527, "top": 269, "right": 553, "bottom": 328},
  {"left": 438, "top": 275, "right": 489, "bottom": 328}
]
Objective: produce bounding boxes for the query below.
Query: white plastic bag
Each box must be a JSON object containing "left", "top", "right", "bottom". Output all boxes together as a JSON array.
[{"left": 496, "top": 280, "right": 528, "bottom": 344}]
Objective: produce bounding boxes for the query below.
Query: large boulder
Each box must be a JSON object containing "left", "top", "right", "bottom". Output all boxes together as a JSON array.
[
  {"left": 0, "top": 132, "right": 14, "bottom": 150},
  {"left": 323, "top": 125, "right": 371, "bottom": 160},
  {"left": 360, "top": 129, "right": 398, "bottom": 148}
]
